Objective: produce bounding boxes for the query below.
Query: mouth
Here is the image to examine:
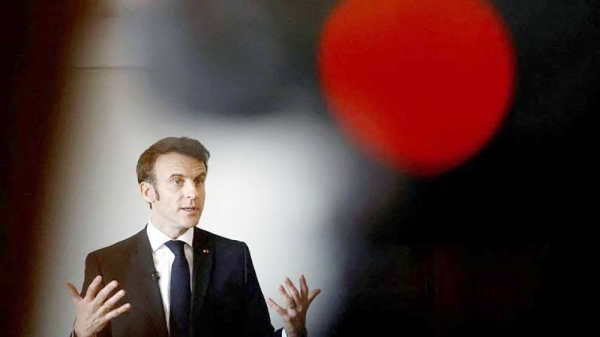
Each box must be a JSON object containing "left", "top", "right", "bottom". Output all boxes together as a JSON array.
[{"left": 181, "top": 206, "right": 199, "bottom": 212}]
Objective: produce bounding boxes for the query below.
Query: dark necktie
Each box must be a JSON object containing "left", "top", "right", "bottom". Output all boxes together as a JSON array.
[{"left": 165, "top": 240, "right": 191, "bottom": 337}]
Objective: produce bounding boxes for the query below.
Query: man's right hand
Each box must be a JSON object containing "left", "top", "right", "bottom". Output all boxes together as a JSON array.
[{"left": 65, "top": 275, "right": 132, "bottom": 337}]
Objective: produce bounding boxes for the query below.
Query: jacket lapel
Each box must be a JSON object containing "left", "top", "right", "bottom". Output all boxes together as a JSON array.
[
  {"left": 191, "top": 227, "right": 214, "bottom": 318},
  {"left": 127, "top": 227, "right": 169, "bottom": 337}
]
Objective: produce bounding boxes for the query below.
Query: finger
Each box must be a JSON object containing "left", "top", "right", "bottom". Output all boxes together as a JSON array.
[
  {"left": 65, "top": 282, "right": 82, "bottom": 302},
  {"left": 299, "top": 274, "right": 308, "bottom": 299},
  {"left": 99, "top": 303, "right": 132, "bottom": 325},
  {"left": 307, "top": 288, "right": 322, "bottom": 305},
  {"left": 84, "top": 275, "right": 104, "bottom": 300},
  {"left": 266, "top": 298, "right": 286, "bottom": 315},
  {"left": 277, "top": 285, "right": 290, "bottom": 300},
  {"left": 277, "top": 285, "right": 294, "bottom": 307},
  {"left": 93, "top": 280, "right": 120, "bottom": 306},
  {"left": 102, "top": 289, "right": 126, "bottom": 311},
  {"left": 284, "top": 277, "right": 300, "bottom": 303},
  {"left": 98, "top": 302, "right": 110, "bottom": 315}
]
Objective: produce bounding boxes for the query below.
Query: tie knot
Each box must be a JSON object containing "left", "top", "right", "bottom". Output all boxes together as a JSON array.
[{"left": 165, "top": 240, "right": 186, "bottom": 257}]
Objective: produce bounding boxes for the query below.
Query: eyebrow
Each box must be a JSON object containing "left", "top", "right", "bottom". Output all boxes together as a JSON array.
[{"left": 168, "top": 172, "right": 206, "bottom": 179}]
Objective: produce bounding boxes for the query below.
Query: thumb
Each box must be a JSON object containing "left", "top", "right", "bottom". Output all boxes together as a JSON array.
[{"left": 65, "top": 282, "right": 82, "bottom": 302}]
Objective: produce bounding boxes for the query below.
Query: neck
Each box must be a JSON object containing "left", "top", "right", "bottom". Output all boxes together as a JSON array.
[{"left": 150, "top": 218, "right": 190, "bottom": 239}]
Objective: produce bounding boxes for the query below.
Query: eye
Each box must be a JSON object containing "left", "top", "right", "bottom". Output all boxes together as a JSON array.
[
  {"left": 194, "top": 178, "right": 204, "bottom": 186},
  {"left": 172, "top": 178, "right": 183, "bottom": 186}
]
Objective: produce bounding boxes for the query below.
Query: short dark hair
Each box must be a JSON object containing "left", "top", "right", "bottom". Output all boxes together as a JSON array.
[{"left": 136, "top": 136, "right": 210, "bottom": 185}]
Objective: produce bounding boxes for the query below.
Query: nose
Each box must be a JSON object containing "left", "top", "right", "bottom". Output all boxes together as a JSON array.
[{"left": 184, "top": 180, "right": 199, "bottom": 199}]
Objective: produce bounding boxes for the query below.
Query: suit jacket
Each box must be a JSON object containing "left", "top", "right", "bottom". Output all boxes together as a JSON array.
[{"left": 78, "top": 225, "right": 283, "bottom": 337}]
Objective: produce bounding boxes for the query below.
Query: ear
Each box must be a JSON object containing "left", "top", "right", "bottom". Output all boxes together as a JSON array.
[{"left": 140, "top": 181, "right": 155, "bottom": 204}]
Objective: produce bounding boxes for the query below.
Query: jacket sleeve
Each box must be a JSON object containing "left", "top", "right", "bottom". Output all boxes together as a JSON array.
[{"left": 240, "top": 242, "right": 279, "bottom": 337}]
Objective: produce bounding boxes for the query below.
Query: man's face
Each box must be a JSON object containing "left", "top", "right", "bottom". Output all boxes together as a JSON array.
[{"left": 141, "top": 152, "right": 207, "bottom": 238}]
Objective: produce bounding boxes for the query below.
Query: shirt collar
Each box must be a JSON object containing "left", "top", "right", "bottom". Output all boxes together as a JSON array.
[{"left": 146, "top": 218, "right": 194, "bottom": 252}]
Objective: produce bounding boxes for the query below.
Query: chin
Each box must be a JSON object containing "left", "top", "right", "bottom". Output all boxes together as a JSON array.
[{"left": 182, "top": 220, "right": 200, "bottom": 228}]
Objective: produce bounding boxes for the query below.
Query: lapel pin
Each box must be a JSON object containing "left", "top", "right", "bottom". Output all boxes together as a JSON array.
[{"left": 202, "top": 248, "right": 210, "bottom": 254}]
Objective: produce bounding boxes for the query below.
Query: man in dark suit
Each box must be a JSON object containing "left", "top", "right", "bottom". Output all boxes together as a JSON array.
[{"left": 65, "top": 136, "right": 321, "bottom": 337}]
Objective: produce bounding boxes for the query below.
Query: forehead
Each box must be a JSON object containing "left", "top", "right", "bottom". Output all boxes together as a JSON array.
[{"left": 154, "top": 152, "right": 207, "bottom": 177}]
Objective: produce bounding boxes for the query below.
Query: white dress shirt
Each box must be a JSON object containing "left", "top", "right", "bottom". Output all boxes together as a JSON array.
[{"left": 146, "top": 220, "right": 194, "bottom": 331}]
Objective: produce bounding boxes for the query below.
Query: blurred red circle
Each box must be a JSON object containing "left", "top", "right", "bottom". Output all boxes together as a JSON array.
[{"left": 318, "top": 0, "right": 515, "bottom": 176}]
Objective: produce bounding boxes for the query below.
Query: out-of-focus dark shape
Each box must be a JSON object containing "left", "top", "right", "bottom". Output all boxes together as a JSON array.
[
  {"left": 324, "top": 0, "right": 598, "bottom": 336},
  {"left": 495, "top": 0, "right": 599, "bottom": 136},
  {"left": 1, "top": 1, "right": 84, "bottom": 336},
  {"left": 136, "top": 0, "right": 290, "bottom": 117}
]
